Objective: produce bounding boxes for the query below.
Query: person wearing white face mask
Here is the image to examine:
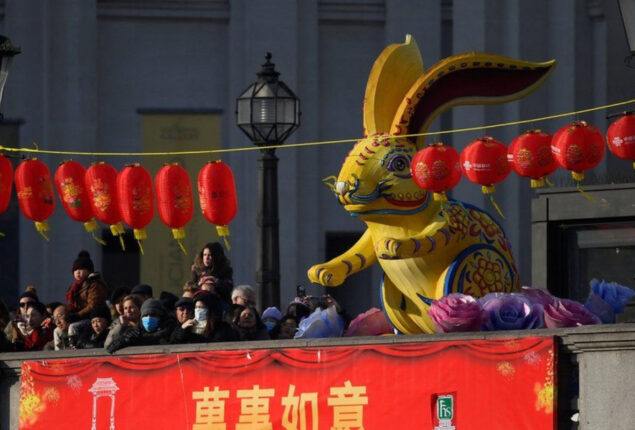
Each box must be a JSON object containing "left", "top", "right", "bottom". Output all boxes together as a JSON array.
[{"left": 170, "top": 292, "right": 238, "bottom": 344}]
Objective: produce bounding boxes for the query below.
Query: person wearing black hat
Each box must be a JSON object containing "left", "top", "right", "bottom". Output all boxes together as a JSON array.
[
  {"left": 131, "top": 284, "right": 153, "bottom": 302},
  {"left": 65, "top": 251, "right": 110, "bottom": 322},
  {"left": 170, "top": 292, "right": 238, "bottom": 345},
  {"left": 76, "top": 303, "right": 112, "bottom": 349},
  {"left": 174, "top": 297, "right": 194, "bottom": 325},
  {"left": 159, "top": 291, "right": 179, "bottom": 317},
  {"left": 107, "top": 298, "right": 176, "bottom": 353},
  {"left": 110, "top": 286, "right": 131, "bottom": 319}
]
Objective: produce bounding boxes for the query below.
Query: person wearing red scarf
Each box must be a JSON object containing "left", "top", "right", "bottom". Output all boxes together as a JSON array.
[{"left": 65, "top": 251, "right": 109, "bottom": 322}]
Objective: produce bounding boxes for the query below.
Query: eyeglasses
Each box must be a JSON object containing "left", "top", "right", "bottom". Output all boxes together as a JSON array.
[{"left": 19, "top": 301, "right": 35, "bottom": 308}]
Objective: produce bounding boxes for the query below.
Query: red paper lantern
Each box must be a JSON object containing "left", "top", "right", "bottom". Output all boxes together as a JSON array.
[
  {"left": 551, "top": 120, "right": 605, "bottom": 182},
  {"left": 460, "top": 136, "right": 511, "bottom": 217},
  {"left": 508, "top": 130, "right": 557, "bottom": 188},
  {"left": 85, "top": 162, "right": 126, "bottom": 249},
  {"left": 198, "top": 160, "right": 237, "bottom": 248},
  {"left": 411, "top": 142, "right": 461, "bottom": 201},
  {"left": 55, "top": 160, "right": 105, "bottom": 244},
  {"left": 0, "top": 154, "right": 12, "bottom": 216},
  {"left": 118, "top": 163, "right": 154, "bottom": 253},
  {"left": 155, "top": 163, "right": 193, "bottom": 253},
  {"left": 460, "top": 136, "right": 511, "bottom": 192},
  {"left": 14, "top": 158, "right": 55, "bottom": 240},
  {"left": 606, "top": 113, "right": 635, "bottom": 170}
]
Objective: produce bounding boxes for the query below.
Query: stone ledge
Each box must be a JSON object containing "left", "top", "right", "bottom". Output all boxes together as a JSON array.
[{"left": 3, "top": 324, "right": 634, "bottom": 374}]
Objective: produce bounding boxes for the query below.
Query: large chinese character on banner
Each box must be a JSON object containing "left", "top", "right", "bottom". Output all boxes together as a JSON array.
[{"left": 19, "top": 337, "right": 555, "bottom": 429}]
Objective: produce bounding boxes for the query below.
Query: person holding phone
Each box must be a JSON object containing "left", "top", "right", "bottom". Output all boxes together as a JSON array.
[{"left": 191, "top": 242, "right": 234, "bottom": 304}]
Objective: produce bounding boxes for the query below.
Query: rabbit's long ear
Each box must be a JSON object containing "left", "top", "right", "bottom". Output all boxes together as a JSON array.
[
  {"left": 390, "top": 53, "right": 556, "bottom": 148},
  {"left": 363, "top": 34, "right": 423, "bottom": 136}
]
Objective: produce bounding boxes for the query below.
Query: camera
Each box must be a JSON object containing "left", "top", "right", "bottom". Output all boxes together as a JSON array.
[{"left": 296, "top": 285, "right": 306, "bottom": 298}]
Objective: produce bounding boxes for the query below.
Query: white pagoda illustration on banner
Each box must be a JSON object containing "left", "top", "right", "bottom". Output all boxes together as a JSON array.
[{"left": 88, "top": 378, "right": 119, "bottom": 430}]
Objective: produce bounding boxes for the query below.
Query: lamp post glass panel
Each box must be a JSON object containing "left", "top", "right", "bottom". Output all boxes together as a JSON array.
[
  {"left": 235, "top": 53, "right": 300, "bottom": 309},
  {"left": 0, "top": 35, "right": 20, "bottom": 118}
]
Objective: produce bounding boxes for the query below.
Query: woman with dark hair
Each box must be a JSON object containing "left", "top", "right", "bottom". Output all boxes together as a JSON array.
[
  {"left": 235, "top": 306, "right": 270, "bottom": 341},
  {"left": 170, "top": 292, "right": 238, "bottom": 344},
  {"left": 191, "top": 242, "right": 234, "bottom": 303}
]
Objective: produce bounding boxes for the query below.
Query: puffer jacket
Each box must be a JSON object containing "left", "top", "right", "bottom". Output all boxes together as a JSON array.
[{"left": 67, "top": 273, "right": 110, "bottom": 321}]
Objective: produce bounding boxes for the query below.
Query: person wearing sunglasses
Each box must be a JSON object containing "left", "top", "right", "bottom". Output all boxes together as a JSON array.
[
  {"left": 3, "top": 291, "right": 39, "bottom": 345},
  {"left": 13, "top": 301, "right": 54, "bottom": 351}
]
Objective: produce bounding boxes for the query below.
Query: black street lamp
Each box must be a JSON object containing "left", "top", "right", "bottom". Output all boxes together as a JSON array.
[
  {"left": 236, "top": 52, "right": 300, "bottom": 309},
  {"left": 0, "top": 35, "right": 20, "bottom": 119}
]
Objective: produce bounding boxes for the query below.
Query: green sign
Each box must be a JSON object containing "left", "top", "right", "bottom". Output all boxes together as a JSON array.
[{"left": 437, "top": 395, "right": 454, "bottom": 420}]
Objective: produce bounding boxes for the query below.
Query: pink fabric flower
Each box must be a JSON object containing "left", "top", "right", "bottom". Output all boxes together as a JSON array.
[
  {"left": 428, "top": 293, "right": 486, "bottom": 333},
  {"left": 345, "top": 308, "right": 393, "bottom": 337},
  {"left": 544, "top": 298, "right": 601, "bottom": 328},
  {"left": 520, "top": 286, "right": 556, "bottom": 308}
]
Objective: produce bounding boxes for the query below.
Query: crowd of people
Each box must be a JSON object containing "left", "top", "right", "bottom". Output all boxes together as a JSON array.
[{"left": 0, "top": 242, "right": 360, "bottom": 353}]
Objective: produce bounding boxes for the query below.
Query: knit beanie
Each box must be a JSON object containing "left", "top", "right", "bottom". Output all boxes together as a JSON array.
[
  {"left": 89, "top": 303, "right": 112, "bottom": 324},
  {"left": 262, "top": 307, "right": 283, "bottom": 321},
  {"left": 140, "top": 298, "right": 166, "bottom": 319},
  {"left": 72, "top": 250, "right": 95, "bottom": 273},
  {"left": 110, "top": 286, "right": 131, "bottom": 305}
]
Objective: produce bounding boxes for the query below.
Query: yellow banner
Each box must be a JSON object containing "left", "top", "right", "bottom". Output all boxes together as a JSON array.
[{"left": 140, "top": 111, "right": 222, "bottom": 296}]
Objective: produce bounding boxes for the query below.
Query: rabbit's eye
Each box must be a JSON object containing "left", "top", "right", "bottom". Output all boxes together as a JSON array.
[{"left": 387, "top": 154, "right": 410, "bottom": 173}]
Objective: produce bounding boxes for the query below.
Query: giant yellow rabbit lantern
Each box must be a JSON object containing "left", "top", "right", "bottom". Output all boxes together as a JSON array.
[{"left": 308, "top": 35, "right": 556, "bottom": 334}]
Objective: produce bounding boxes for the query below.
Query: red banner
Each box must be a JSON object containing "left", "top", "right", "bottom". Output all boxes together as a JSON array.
[{"left": 20, "top": 337, "right": 555, "bottom": 429}]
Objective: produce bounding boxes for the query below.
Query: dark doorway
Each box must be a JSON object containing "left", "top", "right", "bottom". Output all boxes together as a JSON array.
[
  {"left": 101, "top": 228, "right": 140, "bottom": 293},
  {"left": 324, "top": 231, "right": 381, "bottom": 318}
]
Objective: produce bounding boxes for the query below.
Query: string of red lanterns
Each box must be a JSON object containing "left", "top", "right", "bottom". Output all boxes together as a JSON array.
[
  {"left": 0, "top": 114, "right": 633, "bottom": 246},
  {"left": 410, "top": 114, "right": 634, "bottom": 214}
]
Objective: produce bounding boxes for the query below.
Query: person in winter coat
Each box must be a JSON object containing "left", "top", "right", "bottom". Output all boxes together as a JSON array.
[
  {"left": 170, "top": 292, "right": 238, "bottom": 344},
  {"left": 191, "top": 242, "right": 234, "bottom": 303},
  {"left": 13, "top": 302, "right": 54, "bottom": 351},
  {"left": 104, "top": 295, "right": 142, "bottom": 350},
  {"left": 76, "top": 304, "right": 111, "bottom": 349},
  {"left": 65, "top": 251, "right": 110, "bottom": 322},
  {"left": 235, "top": 306, "right": 270, "bottom": 341},
  {"left": 107, "top": 298, "right": 176, "bottom": 353}
]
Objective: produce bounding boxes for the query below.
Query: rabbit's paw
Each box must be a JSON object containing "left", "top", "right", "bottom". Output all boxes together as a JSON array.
[
  {"left": 307, "top": 263, "right": 348, "bottom": 286},
  {"left": 376, "top": 237, "right": 418, "bottom": 259}
]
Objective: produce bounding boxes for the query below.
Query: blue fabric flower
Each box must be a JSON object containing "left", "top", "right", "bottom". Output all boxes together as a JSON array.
[
  {"left": 295, "top": 306, "right": 344, "bottom": 339},
  {"left": 480, "top": 293, "right": 544, "bottom": 331},
  {"left": 587, "top": 279, "right": 635, "bottom": 314}
]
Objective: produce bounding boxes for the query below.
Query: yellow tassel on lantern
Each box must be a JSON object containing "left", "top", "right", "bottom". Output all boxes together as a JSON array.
[
  {"left": 34, "top": 221, "right": 50, "bottom": 241},
  {"left": 530, "top": 178, "right": 545, "bottom": 188},
  {"left": 481, "top": 185, "right": 505, "bottom": 218},
  {"left": 84, "top": 218, "right": 107, "bottom": 246},
  {"left": 216, "top": 225, "right": 231, "bottom": 250},
  {"left": 110, "top": 222, "right": 126, "bottom": 251},
  {"left": 572, "top": 171, "right": 584, "bottom": 182},
  {"left": 433, "top": 192, "right": 448, "bottom": 203},
  {"left": 172, "top": 228, "right": 187, "bottom": 255},
  {"left": 134, "top": 228, "right": 146, "bottom": 255}
]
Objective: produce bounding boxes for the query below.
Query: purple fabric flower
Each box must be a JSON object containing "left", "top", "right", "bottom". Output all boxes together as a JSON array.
[
  {"left": 588, "top": 279, "right": 635, "bottom": 314},
  {"left": 544, "top": 298, "right": 601, "bottom": 328},
  {"left": 480, "top": 293, "right": 544, "bottom": 331},
  {"left": 428, "top": 293, "right": 486, "bottom": 333},
  {"left": 520, "top": 286, "right": 557, "bottom": 308}
]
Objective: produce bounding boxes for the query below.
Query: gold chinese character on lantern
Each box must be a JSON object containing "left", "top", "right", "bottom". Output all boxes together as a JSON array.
[
  {"left": 327, "top": 380, "right": 368, "bottom": 430},
  {"left": 236, "top": 385, "right": 275, "bottom": 430},
  {"left": 192, "top": 386, "right": 230, "bottom": 430}
]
